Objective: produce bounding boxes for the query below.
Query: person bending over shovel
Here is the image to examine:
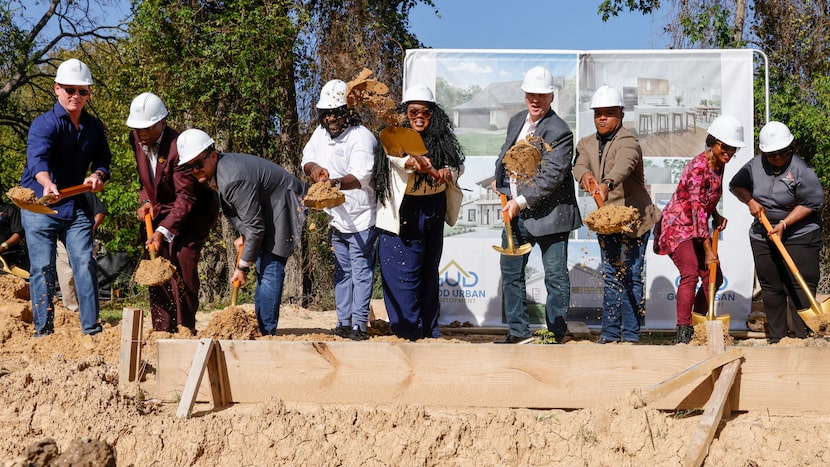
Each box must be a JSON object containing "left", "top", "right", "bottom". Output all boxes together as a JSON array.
[
  {"left": 492, "top": 66, "right": 581, "bottom": 344},
  {"left": 177, "top": 129, "right": 306, "bottom": 336},
  {"left": 127, "top": 92, "right": 219, "bottom": 333},
  {"left": 573, "top": 86, "right": 661, "bottom": 344}
]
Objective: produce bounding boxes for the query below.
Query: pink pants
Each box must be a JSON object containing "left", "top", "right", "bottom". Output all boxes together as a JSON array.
[{"left": 669, "top": 238, "right": 723, "bottom": 326}]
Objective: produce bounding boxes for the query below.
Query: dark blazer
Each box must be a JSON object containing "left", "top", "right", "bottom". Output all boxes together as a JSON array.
[
  {"left": 494, "top": 109, "right": 582, "bottom": 237},
  {"left": 215, "top": 153, "right": 306, "bottom": 261},
  {"left": 131, "top": 126, "right": 218, "bottom": 246}
]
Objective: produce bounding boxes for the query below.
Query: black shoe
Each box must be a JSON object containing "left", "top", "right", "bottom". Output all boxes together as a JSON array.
[
  {"left": 350, "top": 328, "right": 369, "bottom": 341},
  {"left": 496, "top": 334, "right": 532, "bottom": 344},
  {"left": 331, "top": 325, "right": 352, "bottom": 338},
  {"left": 675, "top": 325, "right": 694, "bottom": 344},
  {"left": 596, "top": 337, "right": 617, "bottom": 344}
]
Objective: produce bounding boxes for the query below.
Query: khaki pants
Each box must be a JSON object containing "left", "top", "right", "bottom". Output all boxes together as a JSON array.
[{"left": 55, "top": 240, "right": 78, "bottom": 311}]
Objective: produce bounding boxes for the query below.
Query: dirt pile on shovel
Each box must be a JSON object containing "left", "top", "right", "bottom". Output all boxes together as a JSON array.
[
  {"left": 585, "top": 205, "right": 641, "bottom": 234},
  {"left": 804, "top": 313, "right": 830, "bottom": 337},
  {"left": 6, "top": 186, "right": 37, "bottom": 205},
  {"left": 503, "top": 138, "right": 543, "bottom": 180},
  {"left": 303, "top": 181, "right": 345, "bottom": 209},
  {"left": 133, "top": 256, "right": 175, "bottom": 286}
]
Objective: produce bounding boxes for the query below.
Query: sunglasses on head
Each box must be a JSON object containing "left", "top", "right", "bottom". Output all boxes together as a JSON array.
[
  {"left": 61, "top": 86, "right": 89, "bottom": 96},
  {"left": 407, "top": 107, "right": 432, "bottom": 119}
]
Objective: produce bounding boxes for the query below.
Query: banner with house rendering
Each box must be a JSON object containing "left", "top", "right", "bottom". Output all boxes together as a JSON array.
[{"left": 403, "top": 49, "right": 756, "bottom": 331}]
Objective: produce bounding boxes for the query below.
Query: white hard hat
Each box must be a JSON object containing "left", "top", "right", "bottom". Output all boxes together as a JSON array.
[
  {"left": 126, "top": 92, "right": 168, "bottom": 129},
  {"left": 177, "top": 129, "right": 215, "bottom": 165},
  {"left": 317, "top": 79, "right": 348, "bottom": 109},
  {"left": 758, "top": 121, "right": 794, "bottom": 153},
  {"left": 707, "top": 114, "right": 746, "bottom": 148},
  {"left": 590, "top": 85, "right": 624, "bottom": 109},
  {"left": 401, "top": 83, "right": 435, "bottom": 104},
  {"left": 521, "top": 66, "right": 554, "bottom": 94},
  {"left": 54, "top": 58, "right": 94, "bottom": 86}
]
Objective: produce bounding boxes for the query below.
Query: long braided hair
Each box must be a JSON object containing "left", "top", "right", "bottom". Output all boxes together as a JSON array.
[{"left": 374, "top": 101, "right": 464, "bottom": 205}]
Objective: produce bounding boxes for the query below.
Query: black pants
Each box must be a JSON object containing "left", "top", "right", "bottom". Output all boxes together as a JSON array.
[{"left": 750, "top": 229, "right": 821, "bottom": 339}]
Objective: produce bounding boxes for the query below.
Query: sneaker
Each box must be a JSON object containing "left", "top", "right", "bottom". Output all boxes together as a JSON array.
[
  {"left": 596, "top": 337, "right": 617, "bottom": 344},
  {"left": 675, "top": 325, "right": 694, "bottom": 344},
  {"left": 331, "top": 324, "right": 351, "bottom": 338},
  {"left": 349, "top": 329, "right": 369, "bottom": 341}
]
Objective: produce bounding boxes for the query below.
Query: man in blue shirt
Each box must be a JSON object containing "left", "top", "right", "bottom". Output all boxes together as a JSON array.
[{"left": 21, "top": 58, "right": 111, "bottom": 337}]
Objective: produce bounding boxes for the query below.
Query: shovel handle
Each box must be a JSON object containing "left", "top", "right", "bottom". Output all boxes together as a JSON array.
[
  {"left": 707, "top": 228, "right": 720, "bottom": 320},
  {"left": 39, "top": 183, "right": 94, "bottom": 204},
  {"left": 587, "top": 179, "right": 605, "bottom": 208},
  {"left": 231, "top": 243, "right": 243, "bottom": 306},
  {"left": 143, "top": 213, "right": 156, "bottom": 260},
  {"left": 500, "top": 193, "right": 517, "bottom": 252},
  {"left": 759, "top": 211, "right": 822, "bottom": 314}
]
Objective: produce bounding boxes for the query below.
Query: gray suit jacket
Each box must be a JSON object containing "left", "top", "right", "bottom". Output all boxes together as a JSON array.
[
  {"left": 494, "top": 109, "right": 582, "bottom": 237},
  {"left": 215, "top": 153, "right": 306, "bottom": 261}
]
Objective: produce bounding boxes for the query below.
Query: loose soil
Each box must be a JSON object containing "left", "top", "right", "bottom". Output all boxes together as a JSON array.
[
  {"left": 584, "top": 205, "right": 641, "bottom": 234},
  {"left": 6, "top": 186, "right": 37, "bottom": 205},
  {"left": 1, "top": 273, "right": 829, "bottom": 465},
  {"left": 503, "top": 138, "right": 542, "bottom": 180},
  {"left": 303, "top": 181, "right": 346, "bottom": 209},
  {"left": 133, "top": 256, "right": 175, "bottom": 286}
]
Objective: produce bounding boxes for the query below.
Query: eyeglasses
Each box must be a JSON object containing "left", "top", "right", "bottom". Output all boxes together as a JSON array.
[
  {"left": 407, "top": 108, "right": 432, "bottom": 119},
  {"left": 61, "top": 86, "right": 89, "bottom": 96},
  {"left": 182, "top": 153, "right": 208, "bottom": 171},
  {"left": 718, "top": 141, "right": 737, "bottom": 153},
  {"left": 765, "top": 148, "right": 790, "bottom": 159},
  {"left": 319, "top": 109, "right": 346, "bottom": 120}
]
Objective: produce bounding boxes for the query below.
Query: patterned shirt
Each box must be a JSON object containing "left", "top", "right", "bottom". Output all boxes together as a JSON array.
[{"left": 655, "top": 151, "right": 722, "bottom": 255}]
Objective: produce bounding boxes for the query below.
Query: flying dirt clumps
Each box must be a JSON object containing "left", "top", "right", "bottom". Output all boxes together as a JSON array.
[
  {"left": 133, "top": 256, "right": 175, "bottom": 286},
  {"left": 201, "top": 306, "right": 259, "bottom": 340},
  {"left": 6, "top": 186, "right": 37, "bottom": 204},
  {"left": 585, "top": 205, "right": 641, "bottom": 234},
  {"left": 303, "top": 181, "right": 345, "bottom": 209},
  {"left": 346, "top": 68, "right": 400, "bottom": 126},
  {"left": 503, "top": 136, "right": 551, "bottom": 180}
]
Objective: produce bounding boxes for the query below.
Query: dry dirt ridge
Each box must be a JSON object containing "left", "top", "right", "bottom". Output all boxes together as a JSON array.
[{"left": 0, "top": 274, "right": 829, "bottom": 466}]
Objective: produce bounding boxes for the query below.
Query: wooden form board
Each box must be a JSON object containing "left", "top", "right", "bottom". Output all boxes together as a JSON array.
[{"left": 155, "top": 340, "right": 830, "bottom": 412}]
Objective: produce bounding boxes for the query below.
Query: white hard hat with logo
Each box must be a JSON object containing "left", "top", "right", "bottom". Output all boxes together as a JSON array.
[
  {"left": 590, "top": 85, "right": 624, "bottom": 109},
  {"left": 177, "top": 129, "right": 215, "bottom": 165},
  {"left": 54, "top": 58, "right": 94, "bottom": 86},
  {"left": 758, "top": 121, "right": 794, "bottom": 153},
  {"left": 521, "top": 66, "right": 554, "bottom": 94},
  {"left": 401, "top": 83, "right": 435, "bottom": 104},
  {"left": 126, "top": 92, "right": 168, "bottom": 129},
  {"left": 317, "top": 79, "right": 348, "bottom": 109},
  {"left": 707, "top": 114, "right": 746, "bottom": 148}
]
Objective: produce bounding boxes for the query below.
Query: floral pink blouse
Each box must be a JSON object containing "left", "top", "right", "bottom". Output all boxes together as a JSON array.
[{"left": 655, "top": 151, "right": 722, "bottom": 255}]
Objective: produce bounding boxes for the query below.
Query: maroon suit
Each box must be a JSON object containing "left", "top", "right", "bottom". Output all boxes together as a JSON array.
[{"left": 131, "top": 126, "right": 219, "bottom": 332}]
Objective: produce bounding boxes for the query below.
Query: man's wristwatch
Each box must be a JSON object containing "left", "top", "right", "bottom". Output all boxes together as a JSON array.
[
  {"left": 236, "top": 265, "right": 250, "bottom": 274},
  {"left": 332, "top": 179, "right": 341, "bottom": 189},
  {"left": 602, "top": 179, "right": 615, "bottom": 191}
]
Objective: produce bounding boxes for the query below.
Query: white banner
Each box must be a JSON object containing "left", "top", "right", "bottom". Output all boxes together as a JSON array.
[{"left": 404, "top": 49, "right": 756, "bottom": 331}]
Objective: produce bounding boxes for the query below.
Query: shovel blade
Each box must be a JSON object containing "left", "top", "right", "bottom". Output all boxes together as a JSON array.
[
  {"left": 798, "top": 298, "right": 830, "bottom": 331},
  {"left": 11, "top": 198, "right": 57, "bottom": 215},
  {"left": 491, "top": 243, "right": 532, "bottom": 257},
  {"left": 380, "top": 126, "right": 428, "bottom": 157}
]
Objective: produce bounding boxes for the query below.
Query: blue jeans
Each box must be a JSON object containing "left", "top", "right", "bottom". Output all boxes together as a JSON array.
[
  {"left": 22, "top": 208, "right": 101, "bottom": 336},
  {"left": 255, "top": 251, "right": 287, "bottom": 335},
  {"left": 332, "top": 227, "right": 378, "bottom": 332},
  {"left": 598, "top": 231, "right": 650, "bottom": 342},
  {"left": 500, "top": 217, "right": 569, "bottom": 340}
]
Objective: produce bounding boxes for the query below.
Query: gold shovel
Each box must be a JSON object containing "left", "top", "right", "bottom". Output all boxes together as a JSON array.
[
  {"left": 759, "top": 211, "right": 830, "bottom": 329},
  {"left": 692, "top": 228, "right": 730, "bottom": 328},
  {"left": 492, "top": 193, "right": 532, "bottom": 256},
  {"left": 379, "top": 126, "right": 441, "bottom": 180},
  {"left": 230, "top": 243, "right": 243, "bottom": 307},
  {"left": 9, "top": 183, "right": 93, "bottom": 215},
  {"left": 0, "top": 255, "right": 29, "bottom": 279}
]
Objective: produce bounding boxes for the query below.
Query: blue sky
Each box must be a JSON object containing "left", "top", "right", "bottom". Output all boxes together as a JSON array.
[{"left": 409, "top": 1, "right": 666, "bottom": 50}]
